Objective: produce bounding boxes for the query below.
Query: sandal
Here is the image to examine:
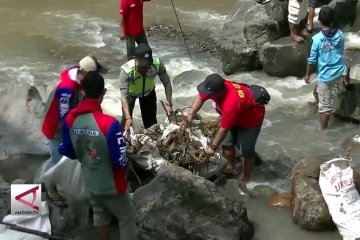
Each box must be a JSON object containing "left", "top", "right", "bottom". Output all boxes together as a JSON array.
[
  {"left": 46, "top": 192, "right": 68, "bottom": 208},
  {"left": 222, "top": 169, "right": 239, "bottom": 177}
]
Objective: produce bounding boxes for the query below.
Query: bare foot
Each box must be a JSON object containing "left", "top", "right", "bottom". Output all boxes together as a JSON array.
[{"left": 291, "top": 34, "right": 304, "bottom": 43}]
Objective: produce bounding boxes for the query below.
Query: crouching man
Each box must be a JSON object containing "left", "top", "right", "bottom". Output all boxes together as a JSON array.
[{"left": 59, "top": 72, "right": 137, "bottom": 240}]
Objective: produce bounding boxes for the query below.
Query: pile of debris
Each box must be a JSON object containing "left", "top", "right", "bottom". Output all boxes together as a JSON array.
[{"left": 126, "top": 111, "right": 222, "bottom": 177}]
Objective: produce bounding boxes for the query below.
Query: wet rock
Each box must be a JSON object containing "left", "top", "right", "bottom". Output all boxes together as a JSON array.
[
  {"left": 266, "top": 193, "right": 293, "bottom": 209},
  {"left": 329, "top": 0, "right": 358, "bottom": 30},
  {"left": 220, "top": 0, "right": 289, "bottom": 75},
  {"left": 172, "top": 70, "right": 207, "bottom": 89},
  {"left": 259, "top": 37, "right": 311, "bottom": 77},
  {"left": 133, "top": 164, "right": 254, "bottom": 240},
  {"left": 312, "top": 80, "right": 360, "bottom": 123},
  {"left": 218, "top": 179, "right": 249, "bottom": 201},
  {"left": 342, "top": 134, "right": 360, "bottom": 153},
  {"left": 11, "top": 179, "right": 27, "bottom": 184},
  {"left": 0, "top": 177, "right": 10, "bottom": 221},
  {"left": 291, "top": 154, "right": 338, "bottom": 230},
  {"left": 252, "top": 185, "right": 279, "bottom": 198},
  {"left": 333, "top": 83, "right": 360, "bottom": 122},
  {"left": 0, "top": 83, "right": 48, "bottom": 156},
  {"left": 350, "top": 64, "right": 360, "bottom": 80}
]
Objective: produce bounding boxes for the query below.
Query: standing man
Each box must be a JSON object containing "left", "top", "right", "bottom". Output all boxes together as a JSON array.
[
  {"left": 120, "top": 43, "right": 173, "bottom": 130},
  {"left": 305, "top": 6, "right": 350, "bottom": 130},
  {"left": 181, "top": 74, "right": 265, "bottom": 182},
  {"left": 119, "top": 0, "right": 150, "bottom": 60},
  {"left": 41, "top": 56, "right": 108, "bottom": 207},
  {"left": 59, "top": 72, "right": 137, "bottom": 240},
  {"left": 288, "top": 0, "right": 309, "bottom": 42}
]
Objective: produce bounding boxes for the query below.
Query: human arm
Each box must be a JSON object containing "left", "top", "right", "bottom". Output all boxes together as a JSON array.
[
  {"left": 204, "top": 127, "right": 229, "bottom": 155},
  {"left": 180, "top": 95, "right": 205, "bottom": 129},
  {"left": 305, "top": 39, "right": 318, "bottom": 83},
  {"left": 56, "top": 88, "right": 74, "bottom": 121},
  {"left": 119, "top": 69, "right": 133, "bottom": 130},
  {"left": 107, "top": 120, "right": 129, "bottom": 169},
  {"left": 158, "top": 62, "right": 173, "bottom": 112},
  {"left": 119, "top": 0, "right": 127, "bottom": 40},
  {"left": 58, "top": 119, "right": 77, "bottom": 160}
]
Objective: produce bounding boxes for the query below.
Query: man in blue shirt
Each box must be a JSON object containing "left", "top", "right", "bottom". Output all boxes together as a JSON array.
[{"left": 305, "top": 6, "right": 350, "bottom": 130}]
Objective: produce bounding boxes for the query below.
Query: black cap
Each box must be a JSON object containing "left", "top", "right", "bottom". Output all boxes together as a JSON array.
[
  {"left": 134, "top": 43, "right": 153, "bottom": 66},
  {"left": 197, "top": 74, "right": 225, "bottom": 95}
]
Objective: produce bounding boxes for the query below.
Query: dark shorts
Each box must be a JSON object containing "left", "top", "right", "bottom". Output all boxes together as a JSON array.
[
  {"left": 221, "top": 124, "right": 262, "bottom": 157},
  {"left": 309, "top": 0, "right": 331, "bottom": 8}
]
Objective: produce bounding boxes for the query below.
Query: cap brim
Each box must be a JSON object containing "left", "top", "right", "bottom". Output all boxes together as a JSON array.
[
  {"left": 197, "top": 81, "right": 212, "bottom": 96},
  {"left": 98, "top": 65, "right": 108, "bottom": 74}
]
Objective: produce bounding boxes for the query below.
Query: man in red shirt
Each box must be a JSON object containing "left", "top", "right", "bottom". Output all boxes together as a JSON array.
[
  {"left": 119, "top": 0, "right": 150, "bottom": 60},
  {"left": 181, "top": 74, "right": 265, "bottom": 182}
]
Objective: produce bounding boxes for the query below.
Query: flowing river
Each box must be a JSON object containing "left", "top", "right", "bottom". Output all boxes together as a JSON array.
[{"left": 0, "top": 0, "right": 360, "bottom": 239}]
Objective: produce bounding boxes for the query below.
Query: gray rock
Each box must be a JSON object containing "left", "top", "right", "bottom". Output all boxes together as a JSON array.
[
  {"left": 342, "top": 134, "right": 360, "bottom": 153},
  {"left": 0, "top": 177, "right": 10, "bottom": 221},
  {"left": 291, "top": 154, "right": 338, "bottom": 230},
  {"left": 329, "top": 0, "right": 358, "bottom": 30},
  {"left": 0, "top": 83, "right": 48, "bottom": 157},
  {"left": 252, "top": 185, "right": 279, "bottom": 198},
  {"left": 11, "top": 179, "right": 27, "bottom": 184},
  {"left": 312, "top": 80, "right": 360, "bottom": 122},
  {"left": 333, "top": 83, "right": 360, "bottom": 122},
  {"left": 220, "top": 0, "right": 289, "bottom": 75},
  {"left": 133, "top": 164, "right": 254, "bottom": 240},
  {"left": 259, "top": 37, "right": 311, "bottom": 77}
]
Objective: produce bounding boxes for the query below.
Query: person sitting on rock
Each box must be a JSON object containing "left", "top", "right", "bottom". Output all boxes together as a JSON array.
[
  {"left": 181, "top": 74, "right": 265, "bottom": 182},
  {"left": 305, "top": 6, "right": 350, "bottom": 131},
  {"left": 41, "top": 56, "right": 108, "bottom": 207},
  {"left": 288, "top": 0, "right": 309, "bottom": 42},
  {"left": 59, "top": 72, "right": 137, "bottom": 240},
  {"left": 120, "top": 43, "right": 173, "bottom": 132}
]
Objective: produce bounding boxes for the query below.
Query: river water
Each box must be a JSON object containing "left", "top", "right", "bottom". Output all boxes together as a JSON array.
[{"left": 0, "top": 0, "right": 360, "bottom": 239}]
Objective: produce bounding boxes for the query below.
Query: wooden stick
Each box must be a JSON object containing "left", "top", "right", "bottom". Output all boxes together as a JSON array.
[
  {"left": 160, "top": 100, "right": 171, "bottom": 123},
  {"left": 0, "top": 221, "right": 72, "bottom": 240}
]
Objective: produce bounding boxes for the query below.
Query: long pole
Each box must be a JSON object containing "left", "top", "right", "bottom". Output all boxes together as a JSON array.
[
  {"left": 170, "top": 0, "right": 192, "bottom": 59},
  {"left": 0, "top": 221, "right": 72, "bottom": 240}
]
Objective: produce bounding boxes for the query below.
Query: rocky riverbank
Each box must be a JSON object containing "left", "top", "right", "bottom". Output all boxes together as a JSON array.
[{"left": 146, "top": 24, "right": 221, "bottom": 54}]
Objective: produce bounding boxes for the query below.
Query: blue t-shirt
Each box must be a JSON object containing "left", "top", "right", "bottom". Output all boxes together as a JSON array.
[{"left": 308, "top": 29, "right": 348, "bottom": 83}]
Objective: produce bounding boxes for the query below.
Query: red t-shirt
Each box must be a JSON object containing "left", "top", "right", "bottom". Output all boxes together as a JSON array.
[
  {"left": 119, "top": 0, "right": 145, "bottom": 36},
  {"left": 199, "top": 80, "right": 265, "bottom": 129}
]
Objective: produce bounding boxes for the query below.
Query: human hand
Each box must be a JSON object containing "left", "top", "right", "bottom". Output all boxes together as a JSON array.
[
  {"left": 204, "top": 146, "right": 215, "bottom": 156},
  {"left": 120, "top": 32, "right": 126, "bottom": 41},
  {"left": 304, "top": 75, "right": 311, "bottom": 84},
  {"left": 124, "top": 118, "right": 133, "bottom": 132},
  {"left": 341, "top": 75, "right": 350, "bottom": 87},
  {"left": 180, "top": 118, "right": 190, "bottom": 130},
  {"left": 165, "top": 105, "right": 173, "bottom": 116}
]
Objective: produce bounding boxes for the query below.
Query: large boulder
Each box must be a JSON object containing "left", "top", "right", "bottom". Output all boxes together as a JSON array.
[
  {"left": 220, "top": 0, "right": 289, "bottom": 75},
  {"left": 333, "top": 82, "right": 360, "bottom": 122},
  {"left": 133, "top": 164, "right": 254, "bottom": 240},
  {"left": 291, "top": 155, "right": 337, "bottom": 230},
  {"left": 259, "top": 37, "right": 311, "bottom": 77},
  {"left": 342, "top": 134, "right": 360, "bottom": 153},
  {"left": 0, "top": 84, "right": 49, "bottom": 157},
  {"left": 0, "top": 177, "right": 10, "bottom": 221},
  {"left": 329, "top": 0, "right": 359, "bottom": 30},
  {"left": 312, "top": 80, "right": 360, "bottom": 123}
]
